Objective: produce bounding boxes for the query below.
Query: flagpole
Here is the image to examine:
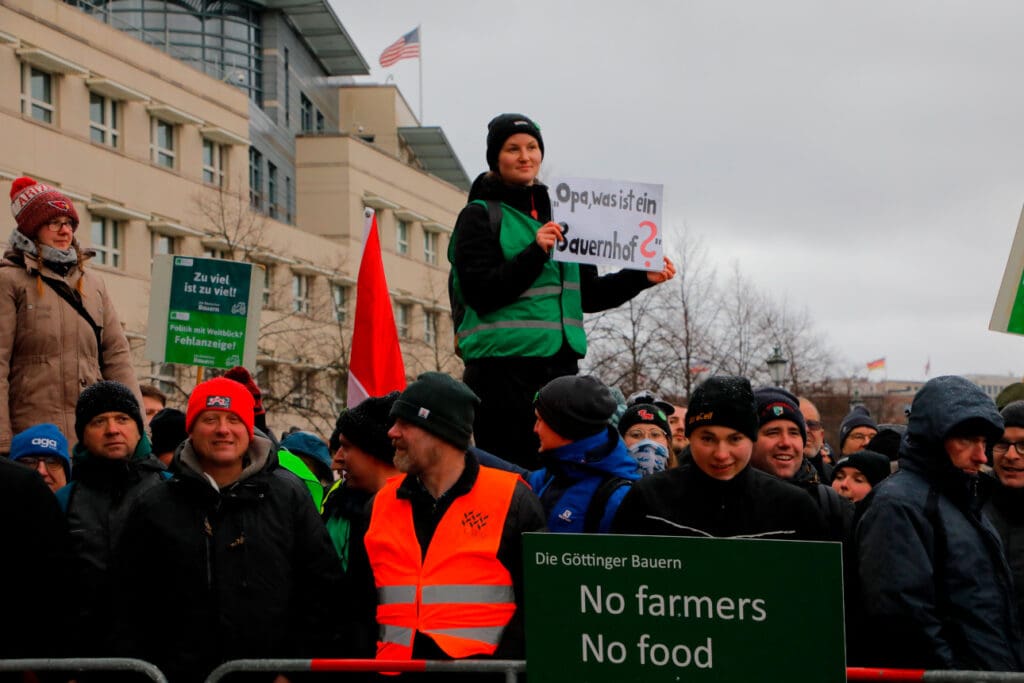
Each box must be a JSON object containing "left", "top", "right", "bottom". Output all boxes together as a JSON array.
[{"left": 418, "top": 24, "right": 423, "bottom": 123}]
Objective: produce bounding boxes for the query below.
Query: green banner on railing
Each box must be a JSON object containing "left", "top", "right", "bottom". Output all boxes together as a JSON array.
[{"left": 524, "top": 533, "right": 844, "bottom": 683}]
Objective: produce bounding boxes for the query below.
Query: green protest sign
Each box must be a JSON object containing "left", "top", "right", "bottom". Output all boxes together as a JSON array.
[
  {"left": 524, "top": 533, "right": 844, "bottom": 683},
  {"left": 145, "top": 255, "right": 262, "bottom": 369}
]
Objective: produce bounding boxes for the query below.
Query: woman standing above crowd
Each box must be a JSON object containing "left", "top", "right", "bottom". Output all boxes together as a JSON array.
[
  {"left": 0, "top": 177, "right": 139, "bottom": 453},
  {"left": 449, "top": 113, "right": 675, "bottom": 469}
]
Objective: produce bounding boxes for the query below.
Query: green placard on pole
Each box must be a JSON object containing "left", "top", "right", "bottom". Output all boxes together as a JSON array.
[
  {"left": 145, "top": 255, "right": 261, "bottom": 370},
  {"left": 524, "top": 533, "right": 845, "bottom": 683}
]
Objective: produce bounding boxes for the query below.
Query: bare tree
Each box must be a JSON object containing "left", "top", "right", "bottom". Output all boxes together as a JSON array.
[{"left": 659, "top": 229, "right": 721, "bottom": 400}]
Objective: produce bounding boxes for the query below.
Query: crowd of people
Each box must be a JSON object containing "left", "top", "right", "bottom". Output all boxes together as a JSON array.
[
  {"left": 4, "top": 366, "right": 1024, "bottom": 680},
  {"left": 3, "top": 116, "right": 1024, "bottom": 681}
]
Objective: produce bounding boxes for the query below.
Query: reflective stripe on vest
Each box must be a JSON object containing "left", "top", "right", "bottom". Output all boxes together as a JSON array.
[
  {"left": 365, "top": 467, "right": 519, "bottom": 660},
  {"left": 451, "top": 201, "right": 586, "bottom": 359}
]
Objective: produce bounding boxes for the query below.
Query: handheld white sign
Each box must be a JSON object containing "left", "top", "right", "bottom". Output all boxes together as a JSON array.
[{"left": 550, "top": 177, "right": 664, "bottom": 271}]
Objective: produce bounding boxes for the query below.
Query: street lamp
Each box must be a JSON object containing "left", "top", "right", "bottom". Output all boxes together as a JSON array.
[{"left": 766, "top": 345, "right": 788, "bottom": 387}]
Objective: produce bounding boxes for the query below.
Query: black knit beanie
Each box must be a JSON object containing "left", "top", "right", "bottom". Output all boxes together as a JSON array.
[
  {"left": 685, "top": 376, "right": 759, "bottom": 441},
  {"left": 1001, "top": 400, "right": 1024, "bottom": 429},
  {"left": 754, "top": 386, "right": 807, "bottom": 445},
  {"left": 486, "top": 113, "right": 544, "bottom": 172},
  {"left": 149, "top": 408, "right": 187, "bottom": 455},
  {"left": 618, "top": 403, "right": 671, "bottom": 440},
  {"left": 333, "top": 391, "right": 399, "bottom": 463},
  {"left": 535, "top": 375, "right": 616, "bottom": 441},
  {"left": 75, "top": 380, "right": 143, "bottom": 441},
  {"left": 390, "top": 373, "right": 479, "bottom": 450},
  {"left": 839, "top": 405, "right": 877, "bottom": 450},
  {"left": 832, "top": 450, "right": 892, "bottom": 488},
  {"left": 867, "top": 424, "right": 905, "bottom": 462}
]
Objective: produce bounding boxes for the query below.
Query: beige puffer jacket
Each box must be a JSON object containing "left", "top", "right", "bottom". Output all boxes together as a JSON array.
[{"left": 0, "top": 247, "right": 140, "bottom": 451}]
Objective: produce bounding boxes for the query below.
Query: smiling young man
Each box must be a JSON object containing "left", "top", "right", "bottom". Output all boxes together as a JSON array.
[
  {"left": 751, "top": 387, "right": 853, "bottom": 540},
  {"left": 110, "top": 376, "right": 343, "bottom": 681},
  {"left": 612, "top": 375, "right": 826, "bottom": 540},
  {"left": 852, "top": 376, "right": 1024, "bottom": 671}
]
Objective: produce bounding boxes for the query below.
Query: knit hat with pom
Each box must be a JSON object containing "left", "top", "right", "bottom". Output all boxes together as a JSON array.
[{"left": 10, "top": 176, "right": 79, "bottom": 238}]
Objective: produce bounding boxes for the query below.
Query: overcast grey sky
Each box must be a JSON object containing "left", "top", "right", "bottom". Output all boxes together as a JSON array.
[{"left": 335, "top": 1, "right": 1024, "bottom": 382}]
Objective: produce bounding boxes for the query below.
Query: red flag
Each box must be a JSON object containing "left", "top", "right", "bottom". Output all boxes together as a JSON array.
[{"left": 348, "top": 209, "right": 406, "bottom": 407}]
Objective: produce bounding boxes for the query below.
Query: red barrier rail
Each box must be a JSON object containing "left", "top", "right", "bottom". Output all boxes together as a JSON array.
[{"left": 848, "top": 668, "right": 926, "bottom": 681}]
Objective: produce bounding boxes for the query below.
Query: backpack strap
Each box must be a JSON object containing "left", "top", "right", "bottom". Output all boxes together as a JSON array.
[
  {"left": 485, "top": 199, "right": 503, "bottom": 236},
  {"left": 39, "top": 275, "right": 105, "bottom": 371},
  {"left": 584, "top": 476, "right": 631, "bottom": 533}
]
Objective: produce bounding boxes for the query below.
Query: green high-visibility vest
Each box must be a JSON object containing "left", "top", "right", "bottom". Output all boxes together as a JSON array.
[{"left": 450, "top": 200, "right": 586, "bottom": 359}]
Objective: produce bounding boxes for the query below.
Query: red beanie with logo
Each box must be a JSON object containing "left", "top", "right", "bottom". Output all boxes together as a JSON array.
[
  {"left": 186, "top": 377, "right": 255, "bottom": 439},
  {"left": 10, "top": 176, "right": 79, "bottom": 238}
]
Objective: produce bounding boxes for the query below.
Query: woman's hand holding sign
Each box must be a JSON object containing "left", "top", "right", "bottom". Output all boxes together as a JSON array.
[
  {"left": 535, "top": 221, "right": 565, "bottom": 253},
  {"left": 646, "top": 256, "right": 676, "bottom": 284}
]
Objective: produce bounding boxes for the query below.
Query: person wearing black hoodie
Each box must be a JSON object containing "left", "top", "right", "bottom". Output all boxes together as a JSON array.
[
  {"left": 449, "top": 113, "right": 675, "bottom": 469},
  {"left": 852, "top": 375, "right": 1024, "bottom": 671}
]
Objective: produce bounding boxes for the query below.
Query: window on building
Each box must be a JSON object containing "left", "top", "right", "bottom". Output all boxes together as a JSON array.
[
  {"left": 283, "top": 47, "right": 290, "bottom": 127},
  {"left": 203, "top": 246, "right": 230, "bottom": 259},
  {"left": 202, "top": 139, "right": 225, "bottom": 187},
  {"left": 152, "top": 233, "right": 177, "bottom": 257},
  {"left": 332, "top": 284, "right": 348, "bottom": 323},
  {"left": 316, "top": 110, "right": 325, "bottom": 132},
  {"left": 423, "top": 230, "right": 438, "bottom": 265},
  {"left": 261, "top": 264, "right": 274, "bottom": 308},
  {"left": 292, "top": 273, "right": 310, "bottom": 314},
  {"left": 396, "top": 303, "right": 411, "bottom": 339},
  {"left": 150, "top": 362, "right": 177, "bottom": 396},
  {"left": 291, "top": 367, "right": 312, "bottom": 409},
  {"left": 424, "top": 309, "right": 437, "bottom": 345},
  {"left": 396, "top": 220, "right": 409, "bottom": 255},
  {"left": 89, "top": 93, "right": 119, "bottom": 147},
  {"left": 300, "top": 93, "right": 312, "bottom": 132},
  {"left": 91, "top": 217, "right": 122, "bottom": 268},
  {"left": 249, "top": 147, "right": 263, "bottom": 209},
  {"left": 334, "top": 373, "right": 346, "bottom": 408},
  {"left": 20, "top": 64, "right": 54, "bottom": 124},
  {"left": 256, "top": 363, "right": 273, "bottom": 398},
  {"left": 267, "top": 162, "right": 278, "bottom": 219},
  {"left": 284, "top": 176, "right": 293, "bottom": 223},
  {"left": 150, "top": 118, "right": 175, "bottom": 168}
]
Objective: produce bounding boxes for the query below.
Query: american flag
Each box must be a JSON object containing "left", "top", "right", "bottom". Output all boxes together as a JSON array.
[{"left": 379, "top": 27, "right": 420, "bottom": 68}]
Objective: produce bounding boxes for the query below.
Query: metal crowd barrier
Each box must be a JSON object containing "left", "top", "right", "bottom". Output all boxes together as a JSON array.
[
  {"left": 0, "top": 657, "right": 168, "bottom": 682},
  {"left": 847, "top": 669, "right": 1024, "bottom": 682},
  {"left": 206, "top": 658, "right": 527, "bottom": 683},
  {"left": 5, "top": 658, "right": 1024, "bottom": 682}
]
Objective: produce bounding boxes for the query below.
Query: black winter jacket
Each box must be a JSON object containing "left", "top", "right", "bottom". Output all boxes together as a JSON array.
[
  {"left": 789, "top": 457, "right": 854, "bottom": 541},
  {"left": 62, "top": 440, "right": 166, "bottom": 655},
  {"left": 611, "top": 462, "right": 828, "bottom": 540},
  {"left": 853, "top": 377, "right": 1024, "bottom": 671},
  {"left": 110, "top": 436, "right": 344, "bottom": 682},
  {"left": 0, "top": 458, "right": 71, "bottom": 660},
  {"left": 984, "top": 477, "right": 1024, "bottom": 627}
]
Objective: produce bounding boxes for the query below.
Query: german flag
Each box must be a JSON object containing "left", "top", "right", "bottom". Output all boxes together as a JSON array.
[{"left": 866, "top": 357, "right": 886, "bottom": 371}]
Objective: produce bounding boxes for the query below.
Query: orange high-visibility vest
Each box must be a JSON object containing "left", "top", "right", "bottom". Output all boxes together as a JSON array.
[{"left": 365, "top": 467, "right": 519, "bottom": 660}]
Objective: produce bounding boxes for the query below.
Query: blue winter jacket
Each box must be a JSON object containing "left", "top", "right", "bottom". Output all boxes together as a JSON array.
[
  {"left": 527, "top": 427, "right": 641, "bottom": 533},
  {"left": 853, "top": 376, "right": 1024, "bottom": 671}
]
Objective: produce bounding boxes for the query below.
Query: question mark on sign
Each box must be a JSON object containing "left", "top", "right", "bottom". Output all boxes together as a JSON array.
[{"left": 638, "top": 221, "right": 658, "bottom": 268}]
